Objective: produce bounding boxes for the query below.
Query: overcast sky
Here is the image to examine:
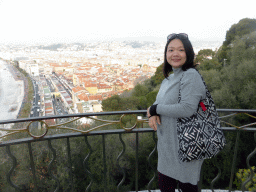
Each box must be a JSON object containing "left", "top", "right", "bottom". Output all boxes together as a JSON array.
[{"left": 0, "top": 0, "right": 255, "bottom": 44}]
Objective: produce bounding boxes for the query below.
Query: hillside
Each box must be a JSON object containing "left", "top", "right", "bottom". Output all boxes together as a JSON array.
[{"left": 102, "top": 18, "right": 256, "bottom": 112}]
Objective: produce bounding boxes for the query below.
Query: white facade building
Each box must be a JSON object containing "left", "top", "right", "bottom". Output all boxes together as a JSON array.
[{"left": 19, "top": 60, "right": 39, "bottom": 76}]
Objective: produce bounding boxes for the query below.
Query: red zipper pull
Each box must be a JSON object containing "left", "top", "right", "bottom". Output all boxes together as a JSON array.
[{"left": 200, "top": 102, "right": 207, "bottom": 111}]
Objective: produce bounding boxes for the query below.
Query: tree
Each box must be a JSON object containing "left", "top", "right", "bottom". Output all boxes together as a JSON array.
[
  {"left": 218, "top": 18, "right": 256, "bottom": 64},
  {"left": 203, "top": 31, "right": 256, "bottom": 109},
  {"left": 229, "top": 32, "right": 256, "bottom": 67},
  {"left": 131, "top": 84, "right": 149, "bottom": 97},
  {"left": 146, "top": 91, "right": 158, "bottom": 107},
  {"left": 198, "top": 49, "right": 215, "bottom": 57},
  {"left": 102, "top": 95, "right": 123, "bottom": 111},
  {"left": 195, "top": 49, "right": 216, "bottom": 65},
  {"left": 198, "top": 29, "right": 256, "bottom": 190},
  {"left": 151, "top": 63, "right": 165, "bottom": 86},
  {"left": 224, "top": 18, "right": 256, "bottom": 46},
  {"left": 197, "top": 58, "right": 221, "bottom": 71},
  {"left": 216, "top": 44, "right": 229, "bottom": 64}
]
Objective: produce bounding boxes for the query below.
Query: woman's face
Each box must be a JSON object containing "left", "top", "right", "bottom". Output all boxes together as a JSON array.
[{"left": 166, "top": 39, "right": 187, "bottom": 69}]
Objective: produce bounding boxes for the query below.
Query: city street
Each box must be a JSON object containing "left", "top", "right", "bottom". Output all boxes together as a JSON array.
[
  {"left": 30, "top": 79, "right": 41, "bottom": 117},
  {"left": 30, "top": 79, "right": 42, "bottom": 128}
]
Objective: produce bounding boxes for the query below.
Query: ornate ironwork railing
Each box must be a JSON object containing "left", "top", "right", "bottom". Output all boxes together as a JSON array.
[{"left": 0, "top": 109, "right": 255, "bottom": 192}]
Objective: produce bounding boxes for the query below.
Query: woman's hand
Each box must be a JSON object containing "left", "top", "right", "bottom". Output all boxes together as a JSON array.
[
  {"left": 147, "top": 107, "right": 151, "bottom": 118},
  {"left": 148, "top": 115, "right": 161, "bottom": 131},
  {"left": 147, "top": 106, "right": 161, "bottom": 131}
]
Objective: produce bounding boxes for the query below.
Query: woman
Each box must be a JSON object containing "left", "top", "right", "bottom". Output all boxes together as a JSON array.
[{"left": 147, "top": 33, "right": 206, "bottom": 192}]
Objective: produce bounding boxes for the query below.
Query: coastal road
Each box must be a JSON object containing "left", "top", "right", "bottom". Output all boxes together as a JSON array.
[
  {"left": 30, "top": 79, "right": 41, "bottom": 128},
  {"left": 31, "top": 80, "right": 41, "bottom": 117}
]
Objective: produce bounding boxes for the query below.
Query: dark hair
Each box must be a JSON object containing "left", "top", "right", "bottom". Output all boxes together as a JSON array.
[{"left": 163, "top": 35, "right": 195, "bottom": 78}]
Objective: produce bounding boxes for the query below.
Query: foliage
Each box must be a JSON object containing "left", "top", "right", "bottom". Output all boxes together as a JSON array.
[
  {"left": 198, "top": 49, "right": 216, "bottom": 57},
  {"left": 150, "top": 63, "right": 165, "bottom": 86},
  {"left": 224, "top": 18, "right": 256, "bottom": 46},
  {"left": 228, "top": 32, "right": 256, "bottom": 67},
  {"left": 198, "top": 26, "right": 256, "bottom": 190},
  {"left": 0, "top": 130, "right": 158, "bottom": 191},
  {"left": 14, "top": 64, "right": 34, "bottom": 118},
  {"left": 102, "top": 95, "right": 140, "bottom": 112},
  {"left": 218, "top": 18, "right": 256, "bottom": 64},
  {"left": 234, "top": 167, "right": 256, "bottom": 191},
  {"left": 210, "top": 35, "right": 256, "bottom": 109},
  {"left": 197, "top": 57, "right": 222, "bottom": 71},
  {"left": 131, "top": 83, "right": 149, "bottom": 98},
  {"left": 216, "top": 44, "right": 229, "bottom": 63},
  {"left": 195, "top": 49, "right": 216, "bottom": 65}
]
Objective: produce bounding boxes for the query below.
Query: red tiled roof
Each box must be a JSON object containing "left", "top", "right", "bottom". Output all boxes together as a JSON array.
[
  {"left": 84, "top": 81, "right": 97, "bottom": 87},
  {"left": 77, "top": 93, "right": 89, "bottom": 101},
  {"left": 72, "top": 86, "right": 86, "bottom": 93},
  {"left": 89, "top": 95, "right": 103, "bottom": 101},
  {"left": 97, "top": 83, "right": 112, "bottom": 89}
]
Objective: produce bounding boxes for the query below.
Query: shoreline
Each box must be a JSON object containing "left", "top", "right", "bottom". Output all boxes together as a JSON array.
[{"left": 0, "top": 60, "right": 25, "bottom": 123}]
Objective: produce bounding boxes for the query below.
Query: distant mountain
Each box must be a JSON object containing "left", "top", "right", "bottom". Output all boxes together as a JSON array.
[
  {"left": 37, "top": 43, "right": 87, "bottom": 51},
  {"left": 123, "top": 41, "right": 156, "bottom": 48},
  {"left": 191, "top": 40, "right": 222, "bottom": 48},
  {"left": 38, "top": 44, "right": 63, "bottom": 51},
  {"left": 32, "top": 40, "right": 222, "bottom": 51}
]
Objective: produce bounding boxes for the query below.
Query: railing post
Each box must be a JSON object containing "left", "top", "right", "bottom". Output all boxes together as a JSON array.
[
  {"left": 241, "top": 132, "right": 256, "bottom": 191},
  {"left": 210, "top": 155, "right": 222, "bottom": 191},
  {"left": 117, "top": 133, "right": 126, "bottom": 192},
  {"left": 135, "top": 132, "right": 139, "bottom": 192},
  {"left": 66, "top": 137, "right": 74, "bottom": 191},
  {"left": 47, "top": 140, "right": 60, "bottom": 192},
  {"left": 198, "top": 161, "right": 204, "bottom": 192},
  {"left": 84, "top": 135, "right": 94, "bottom": 192},
  {"left": 102, "top": 134, "right": 107, "bottom": 192},
  {"left": 147, "top": 131, "right": 157, "bottom": 191},
  {"left": 28, "top": 142, "right": 38, "bottom": 192},
  {"left": 6, "top": 145, "right": 21, "bottom": 191},
  {"left": 229, "top": 130, "right": 241, "bottom": 192}
]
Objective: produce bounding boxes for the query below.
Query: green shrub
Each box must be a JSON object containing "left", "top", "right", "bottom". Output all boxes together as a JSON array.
[{"left": 234, "top": 167, "right": 256, "bottom": 191}]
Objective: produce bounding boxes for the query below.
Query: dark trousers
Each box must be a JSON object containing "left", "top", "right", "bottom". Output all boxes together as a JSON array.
[{"left": 158, "top": 172, "right": 198, "bottom": 192}]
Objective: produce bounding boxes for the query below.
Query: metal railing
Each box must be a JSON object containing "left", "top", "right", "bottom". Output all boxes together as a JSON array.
[{"left": 0, "top": 109, "right": 255, "bottom": 192}]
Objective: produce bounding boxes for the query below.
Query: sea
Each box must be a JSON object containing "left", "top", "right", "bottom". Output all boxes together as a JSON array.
[{"left": 0, "top": 60, "right": 24, "bottom": 128}]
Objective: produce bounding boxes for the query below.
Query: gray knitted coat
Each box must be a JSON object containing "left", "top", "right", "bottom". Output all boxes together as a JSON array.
[{"left": 154, "top": 67, "right": 206, "bottom": 185}]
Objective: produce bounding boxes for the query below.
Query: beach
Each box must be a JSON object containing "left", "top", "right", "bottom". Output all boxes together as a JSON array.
[{"left": 0, "top": 60, "right": 24, "bottom": 122}]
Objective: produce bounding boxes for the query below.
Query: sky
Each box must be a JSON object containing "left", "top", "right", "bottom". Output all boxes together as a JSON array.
[{"left": 0, "top": 0, "right": 255, "bottom": 45}]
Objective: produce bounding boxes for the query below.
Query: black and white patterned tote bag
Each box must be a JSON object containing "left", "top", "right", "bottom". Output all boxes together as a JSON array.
[{"left": 177, "top": 69, "right": 226, "bottom": 162}]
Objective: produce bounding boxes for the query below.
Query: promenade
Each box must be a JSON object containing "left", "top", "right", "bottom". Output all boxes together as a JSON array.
[{"left": 7, "top": 62, "right": 31, "bottom": 119}]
